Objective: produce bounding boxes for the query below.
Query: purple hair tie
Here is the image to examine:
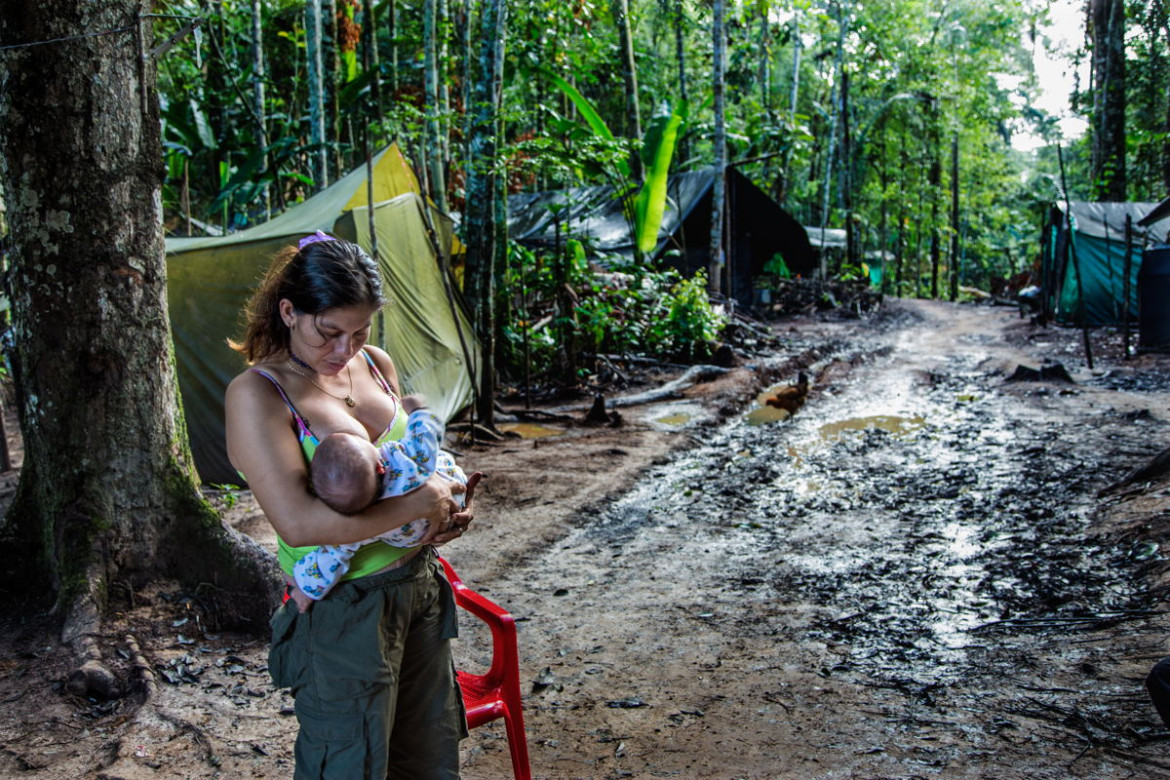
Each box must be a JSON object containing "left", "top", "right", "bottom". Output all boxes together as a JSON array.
[{"left": 298, "top": 230, "right": 337, "bottom": 249}]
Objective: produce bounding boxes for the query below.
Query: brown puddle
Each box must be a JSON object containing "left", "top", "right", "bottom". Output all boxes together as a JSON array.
[
  {"left": 816, "top": 414, "right": 926, "bottom": 442},
  {"left": 497, "top": 422, "right": 564, "bottom": 439},
  {"left": 745, "top": 405, "right": 792, "bottom": 425}
]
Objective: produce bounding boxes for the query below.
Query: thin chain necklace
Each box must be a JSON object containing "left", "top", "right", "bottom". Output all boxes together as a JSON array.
[{"left": 285, "top": 355, "right": 356, "bottom": 408}]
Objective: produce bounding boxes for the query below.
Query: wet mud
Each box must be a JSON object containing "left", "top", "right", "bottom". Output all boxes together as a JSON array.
[
  {"left": 2, "top": 298, "right": 1170, "bottom": 779},
  {"left": 455, "top": 299, "right": 1170, "bottom": 779}
]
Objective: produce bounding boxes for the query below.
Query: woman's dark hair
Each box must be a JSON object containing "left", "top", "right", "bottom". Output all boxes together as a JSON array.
[{"left": 231, "top": 237, "right": 386, "bottom": 363}]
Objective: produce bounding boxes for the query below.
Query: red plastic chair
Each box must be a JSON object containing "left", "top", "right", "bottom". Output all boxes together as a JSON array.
[{"left": 439, "top": 556, "right": 531, "bottom": 780}]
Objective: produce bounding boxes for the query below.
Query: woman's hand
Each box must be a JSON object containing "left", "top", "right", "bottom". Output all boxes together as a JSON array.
[{"left": 429, "top": 471, "right": 480, "bottom": 545}]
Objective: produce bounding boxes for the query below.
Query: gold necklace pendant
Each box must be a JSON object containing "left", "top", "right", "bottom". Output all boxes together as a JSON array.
[{"left": 285, "top": 359, "right": 356, "bottom": 408}]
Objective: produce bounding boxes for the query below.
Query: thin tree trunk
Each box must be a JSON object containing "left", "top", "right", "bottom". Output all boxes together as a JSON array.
[
  {"left": 251, "top": 0, "right": 270, "bottom": 219},
  {"left": 388, "top": 0, "right": 398, "bottom": 92},
  {"left": 1089, "top": 0, "right": 1126, "bottom": 199},
  {"left": 759, "top": 12, "right": 771, "bottom": 113},
  {"left": 949, "top": 132, "right": 960, "bottom": 301},
  {"left": 326, "top": 0, "right": 344, "bottom": 174},
  {"left": 879, "top": 119, "right": 889, "bottom": 295},
  {"left": 612, "top": 0, "right": 643, "bottom": 180},
  {"left": 306, "top": 0, "right": 329, "bottom": 187},
  {"left": 204, "top": 2, "right": 230, "bottom": 227},
  {"left": 363, "top": 0, "right": 384, "bottom": 123},
  {"left": 674, "top": 0, "right": 689, "bottom": 163},
  {"left": 928, "top": 96, "right": 941, "bottom": 299},
  {"left": 424, "top": 0, "right": 448, "bottom": 210},
  {"left": 841, "top": 68, "right": 856, "bottom": 267},
  {"left": 818, "top": 1, "right": 849, "bottom": 278},
  {"left": 709, "top": 0, "right": 727, "bottom": 295},
  {"left": 0, "top": 1, "right": 279, "bottom": 657},
  {"left": 458, "top": 0, "right": 472, "bottom": 168},
  {"left": 777, "top": 12, "right": 801, "bottom": 205},
  {"left": 896, "top": 128, "right": 907, "bottom": 291},
  {"left": 439, "top": 0, "right": 452, "bottom": 170}
]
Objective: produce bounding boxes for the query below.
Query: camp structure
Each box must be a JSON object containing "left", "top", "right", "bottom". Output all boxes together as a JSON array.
[
  {"left": 507, "top": 167, "right": 815, "bottom": 307},
  {"left": 1040, "top": 201, "right": 1170, "bottom": 326},
  {"left": 166, "top": 144, "right": 480, "bottom": 485}
]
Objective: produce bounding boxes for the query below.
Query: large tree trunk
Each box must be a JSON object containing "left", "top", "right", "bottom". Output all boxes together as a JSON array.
[
  {"left": 1089, "top": 0, "right": 1126, "bottom": 200},
  {"left": 0, "top": 2, "right": 280, "bottom": 663}
]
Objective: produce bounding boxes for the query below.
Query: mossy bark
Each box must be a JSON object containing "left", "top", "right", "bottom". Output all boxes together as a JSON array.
[{"left": 0, "top": 2, "right": 280, "bottom": 633}]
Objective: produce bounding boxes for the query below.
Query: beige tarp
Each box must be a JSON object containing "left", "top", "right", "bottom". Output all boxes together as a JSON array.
[{"left": 166, "top": 144, "right": 479, "bottom": 485}]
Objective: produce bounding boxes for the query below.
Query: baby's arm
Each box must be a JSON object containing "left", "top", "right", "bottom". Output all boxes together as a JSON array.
[{"left": 379, "top": 409, "right": 445, "bottom": 497}]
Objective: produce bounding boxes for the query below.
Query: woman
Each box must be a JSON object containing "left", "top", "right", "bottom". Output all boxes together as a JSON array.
[{"left": 225, "top": 232, "right": 471, "bottom": 778}]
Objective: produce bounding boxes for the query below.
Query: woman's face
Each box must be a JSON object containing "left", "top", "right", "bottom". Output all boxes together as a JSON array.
[{"left": 282, "top": 300, "right": 378, "bottom": 375}]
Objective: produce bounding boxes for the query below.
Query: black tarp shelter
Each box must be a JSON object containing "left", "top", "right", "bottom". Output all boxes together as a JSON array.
[{"left": 507, "top": 167, "right": 815, "bottom": 306}]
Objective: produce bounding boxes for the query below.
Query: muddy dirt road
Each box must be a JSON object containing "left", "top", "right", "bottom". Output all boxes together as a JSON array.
[
  {"left": 451, "top": 299, "right": 1170, "bottom": 779},
  {"left": 2, "top": 298, "right": 1170, "bottom": 780}
]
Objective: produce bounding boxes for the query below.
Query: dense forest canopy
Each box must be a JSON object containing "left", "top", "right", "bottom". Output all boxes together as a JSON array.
[{"left": 148, "top": 0, "right": 1167, "bottom": 291}]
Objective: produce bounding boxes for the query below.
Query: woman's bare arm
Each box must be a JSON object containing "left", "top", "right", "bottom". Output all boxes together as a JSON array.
[{"left": 225, "top": 370, "right": 459, "bottom": 548}]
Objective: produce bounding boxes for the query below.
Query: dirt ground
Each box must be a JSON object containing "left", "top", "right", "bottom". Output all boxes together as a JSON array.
[{"left": 3, "top": 297, "right": 1170, "bottom": 779}]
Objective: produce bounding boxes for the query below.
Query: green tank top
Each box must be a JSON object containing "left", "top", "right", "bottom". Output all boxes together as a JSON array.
[{"left": 250, "top": 350, "right": 412, "bottom": 579}]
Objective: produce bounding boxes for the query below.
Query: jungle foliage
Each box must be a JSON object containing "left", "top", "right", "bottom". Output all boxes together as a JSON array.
[{"left": 151, "top": 0, "right": 1170, "bottom": 383}]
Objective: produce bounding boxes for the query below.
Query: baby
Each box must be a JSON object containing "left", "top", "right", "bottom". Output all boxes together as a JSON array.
[{"left": 289, "top": 395, "right": 468, "bottom": 611}]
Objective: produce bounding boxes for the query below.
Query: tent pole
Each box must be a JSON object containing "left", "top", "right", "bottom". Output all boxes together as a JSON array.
[
  {"left": 415, "top": 192, "right": 482, "bottom": 428},
  {"left": 1057, "top": 144, "right": 1093, "bottom": 370},
  {"left": 365, "top": 133, "right": 384, "bottom": 347}
]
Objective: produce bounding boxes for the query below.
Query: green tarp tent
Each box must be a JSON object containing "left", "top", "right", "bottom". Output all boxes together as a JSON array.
[
  {"left": 166, "top": 145, "right": 480, "bottom": 485},
  {"left": 1041, "top": 201, "right": 1170, "bottom": 326}
]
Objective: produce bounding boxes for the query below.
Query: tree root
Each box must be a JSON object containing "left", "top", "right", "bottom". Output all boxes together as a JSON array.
[
  {"left": 125, "top": 633, "right": 158, "bottom": 703},
  {"left": 61, "top": 565, "right": 121, "bottom": 701},
  {"left": 94, "top": 633, "right": 219, "bottom": 773}
]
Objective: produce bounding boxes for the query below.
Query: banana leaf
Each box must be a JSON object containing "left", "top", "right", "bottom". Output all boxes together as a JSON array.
[
  {"left": 633, "top": 101, "right": 685, "bottom": 256},
  {"left": 548, "top": 73, "right": 630, "bottom": 179}
]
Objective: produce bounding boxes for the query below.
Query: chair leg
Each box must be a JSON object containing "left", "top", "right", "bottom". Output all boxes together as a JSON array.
[{"left": 503, "top": 709, "right": 532, "bottom": 780}]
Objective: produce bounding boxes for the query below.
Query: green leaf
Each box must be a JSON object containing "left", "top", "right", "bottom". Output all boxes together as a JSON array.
[
  {"left": 342, "top": 50, "right": 359, "bottom": 83},
  {"left": 337, "top": 67, "right": 378, "bottom": 110},
  {"left": 548, "top": 72, "right": 630, "bottom": 179},
  {"left": 633, "top": 102, "right": 685, "bottom": 255},
  {"left": 548, "top": 73, "right": 613, "bottom": 141},
  {"left": 190, "top": 99, "right": 217, "bottom": 150}
]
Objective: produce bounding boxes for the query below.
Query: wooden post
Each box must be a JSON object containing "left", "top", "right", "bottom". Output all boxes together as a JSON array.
[
  {"left": 949, "top": 132, "right": 959, "bottom": 302},
  {"left": 1122, "top": 214, "right": 1133, "bottom": 359},
  {"left": 0, "top": 393, "right": 10, "bottom": 473},
  {"left": 1057, "top": 145, "right": 1093, "bottom": 370}
]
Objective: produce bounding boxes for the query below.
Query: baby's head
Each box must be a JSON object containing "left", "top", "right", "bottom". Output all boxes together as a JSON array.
[{"left": 310, "top": 431, "right": 381, "bottom": 514}]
